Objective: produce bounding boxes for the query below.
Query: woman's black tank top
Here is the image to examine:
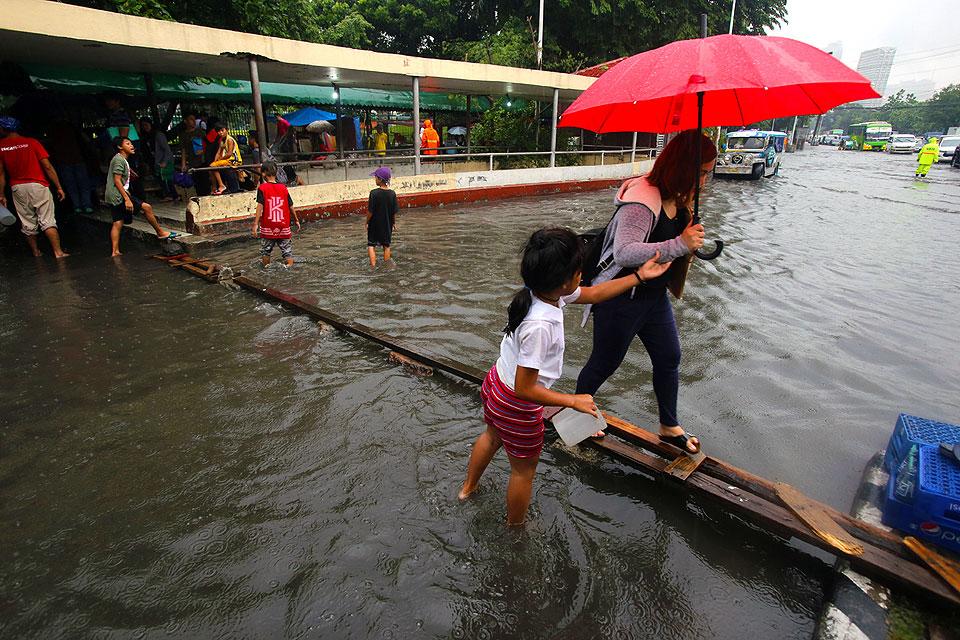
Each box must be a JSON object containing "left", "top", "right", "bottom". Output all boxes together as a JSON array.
[{"left": 616, "top": 206, "right": 688, "bottom": 290}]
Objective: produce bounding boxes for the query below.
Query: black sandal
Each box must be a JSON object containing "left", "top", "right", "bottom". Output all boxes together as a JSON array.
[{"left": 659, "top": 431, "right": 701, "bottom": 455}]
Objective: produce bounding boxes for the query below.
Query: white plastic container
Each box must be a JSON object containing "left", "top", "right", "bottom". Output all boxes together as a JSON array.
[
  {"left": 0, "top": 204, "right": 15, "bottom": 227},
  {"left": 550, "top": 407, "right": 606, "bottom": 446}
]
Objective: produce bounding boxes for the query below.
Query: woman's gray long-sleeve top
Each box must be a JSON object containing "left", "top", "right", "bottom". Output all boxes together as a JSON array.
[{"left": 580, "top": 200, "right": 691, "bottom": 325}]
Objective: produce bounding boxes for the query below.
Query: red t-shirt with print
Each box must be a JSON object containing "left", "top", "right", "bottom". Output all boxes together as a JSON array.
[
  {"left": 256, "top": 181, "right": 294, "bottom": 239},
  {"left": 0, "top": 136, "right": 49, "bottom": 186}
]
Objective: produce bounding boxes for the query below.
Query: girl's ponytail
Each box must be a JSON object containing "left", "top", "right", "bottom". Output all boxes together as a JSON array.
[{"left": 503, "top": 288, "right": 532, "bottom": 335}]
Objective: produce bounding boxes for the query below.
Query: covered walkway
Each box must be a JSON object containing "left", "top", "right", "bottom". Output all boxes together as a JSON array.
[{"left": 0, "top": 0, "right": 592, "bottom": 173}]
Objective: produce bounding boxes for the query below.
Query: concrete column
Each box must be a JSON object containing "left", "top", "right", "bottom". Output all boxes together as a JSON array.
[
  {"left": 466, "top": 95, "right": 472, "bottom": 156},
  {"left": 413, "top": 76, "right": 421, "bottom": 175},
  {"left": 335, "top": 84, "right": 344, "bottom": 161},
  {"left": 549, "top": 88, "right": 559, "bottom": 168},
  {"left": 247, "top": 58, "right": 268, "bottom": 159},
  {"left": 144, "top": 73, "right": 161, "bottom": 125}
]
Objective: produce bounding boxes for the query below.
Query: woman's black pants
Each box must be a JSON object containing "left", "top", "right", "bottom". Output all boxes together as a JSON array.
[{"left": 575, "top": 286, "right": 681, "bottom": 426}]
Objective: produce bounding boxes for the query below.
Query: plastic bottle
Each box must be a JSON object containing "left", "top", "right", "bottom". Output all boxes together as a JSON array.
[{"left": 894, "top": 445, "right": 918, "bottom": 503}]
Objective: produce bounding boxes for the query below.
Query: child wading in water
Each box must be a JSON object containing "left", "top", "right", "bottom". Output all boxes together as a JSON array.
[
  {"left": 366, "top": 166, "right": 398, "bottom": 268},
  {"left": 251, "top": 160, "right": 300, "bottom": 266},
  {"left": 459, "top": 227, "right": 671, "bottom": 525}
]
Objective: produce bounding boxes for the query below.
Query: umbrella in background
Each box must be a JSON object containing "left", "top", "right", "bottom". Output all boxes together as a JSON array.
[
  {"left": 305, "top": 120, "right": 335, "bottom": 133},
  {"left": 561, "top": 16, "right": 879, "bottom": 259},
  {"left": 447, "top": 126, "right": 468, "bottom": 136},
  {"left": 283, "top": 106, "right": 338, "bottom": 127}
]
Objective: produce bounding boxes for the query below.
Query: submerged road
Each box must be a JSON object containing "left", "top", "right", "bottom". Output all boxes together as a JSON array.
[{"left": 1, "top": 145, "right": 958, "bottom": 639}]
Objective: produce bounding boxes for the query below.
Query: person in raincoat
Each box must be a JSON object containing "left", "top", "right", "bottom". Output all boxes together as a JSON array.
[
  {"left": 421, "top": 119, "right": 440, "bottom": 156},
  {"left": 916, "top": 137, "right": 939, "bottom": 178}
]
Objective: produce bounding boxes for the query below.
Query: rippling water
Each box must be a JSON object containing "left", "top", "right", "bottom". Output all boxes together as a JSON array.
[{"left": 2, "top": 147, "right": 958, "bottom": 639}]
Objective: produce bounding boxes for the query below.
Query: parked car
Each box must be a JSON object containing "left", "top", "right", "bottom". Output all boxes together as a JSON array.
[
  {"left": 938, "top": 136, "right": 960, "bottom": 162},
  {"left": 913, "top": 137, "right": 926, "bottom": 152},
  {"left": 887, "top": 134, "right": 917, "bottom": 154}
]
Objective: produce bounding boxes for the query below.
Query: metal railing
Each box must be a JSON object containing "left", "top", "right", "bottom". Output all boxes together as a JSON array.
[{"left": 188, "top": 147, "right": 658, "bottom": 182}]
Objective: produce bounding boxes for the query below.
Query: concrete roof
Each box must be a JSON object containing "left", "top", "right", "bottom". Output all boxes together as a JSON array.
[{"left": 0, "top": 0, "right": 594, "bottom": 101}]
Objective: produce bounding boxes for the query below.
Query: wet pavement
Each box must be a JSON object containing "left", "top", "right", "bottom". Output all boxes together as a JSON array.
[{"left": 2, "top": 146, "right": 959, "bottom": 639}]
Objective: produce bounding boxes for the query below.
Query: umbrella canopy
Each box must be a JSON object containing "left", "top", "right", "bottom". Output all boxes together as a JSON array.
[
  {"left": 447, "top": 126, "right": 468, "bottom": 135},
  {"left": 305, "top": 120, "right": 334, "bottom": 133},
  {"left": 560, "top": 34, "right": 879, "bottom": 133},
  {"left": 284, "top": 106, "right": 338, "bottom": 127}
]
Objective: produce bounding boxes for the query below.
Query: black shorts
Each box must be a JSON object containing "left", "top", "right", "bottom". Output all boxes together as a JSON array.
[{"left": 110, "top": 196, "right": 144, "bottom": 224}]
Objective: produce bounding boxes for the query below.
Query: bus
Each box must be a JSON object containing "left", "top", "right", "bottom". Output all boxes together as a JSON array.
[{"left": 848, "top": 121, "right": 893, "bottom": 151}]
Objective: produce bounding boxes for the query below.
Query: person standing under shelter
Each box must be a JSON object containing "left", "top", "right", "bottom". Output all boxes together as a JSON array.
[
  {"left": 421, "top": 119, "right": 440, "bottom": 156},
  {"left": 373, "top": 125, "right": 388, "bottom": 157},
  {"left": 0, "top": 116, "right": 69, "bottom": 258},
  {"left": 46, "top": 118, "right": 94, "bottom": 214},
  {"left": 106, "top": 136, "right": 176, "bottom": 256}
]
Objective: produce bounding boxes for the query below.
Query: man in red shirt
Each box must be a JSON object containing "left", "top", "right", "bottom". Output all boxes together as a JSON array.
[{"left": 0, "top": 117, "right": 68, "bottom": 257}]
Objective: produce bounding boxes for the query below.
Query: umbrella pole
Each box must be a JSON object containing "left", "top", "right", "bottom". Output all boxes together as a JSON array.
[{"left": 694, "top": 13, "right": 723, "bottom": 260}]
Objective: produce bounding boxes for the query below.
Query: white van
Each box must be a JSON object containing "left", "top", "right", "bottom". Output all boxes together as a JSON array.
[{"left": 715, "top": 130, "right": 787, "bottom": 179}]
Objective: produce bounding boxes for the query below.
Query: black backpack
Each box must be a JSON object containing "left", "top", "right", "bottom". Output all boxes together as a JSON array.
[{"left": 578, "top": 205, "right": 624, "bottom": 286}]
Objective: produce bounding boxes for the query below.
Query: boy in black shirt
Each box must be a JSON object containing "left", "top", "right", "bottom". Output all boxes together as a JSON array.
[{"left": 366, "top": 166, "right": 398, "bottom": 268}]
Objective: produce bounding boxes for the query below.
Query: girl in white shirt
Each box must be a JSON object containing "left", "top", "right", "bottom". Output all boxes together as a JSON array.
[{"left": 459, "top": 227, "right": 670, "bottom": 525}]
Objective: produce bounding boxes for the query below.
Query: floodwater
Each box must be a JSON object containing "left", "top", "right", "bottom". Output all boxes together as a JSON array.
[{"left": 2, "top": 147, "right": 959, "bottom": 639}]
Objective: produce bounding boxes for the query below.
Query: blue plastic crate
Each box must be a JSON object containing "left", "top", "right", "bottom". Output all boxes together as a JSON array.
[
  {"left": 882, "top": 446, "right": 960, "bottom": 554},
  {"left": 916, "top": 445, "right": 960, "bottom": 519},
  {"left": 884, "top": 413, "right": 960, "bottom": 473}
]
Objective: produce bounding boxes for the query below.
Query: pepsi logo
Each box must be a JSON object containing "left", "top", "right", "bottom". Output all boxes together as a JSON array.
[{"left": 920, "top": 522, "right": 941, "bottom": 535}]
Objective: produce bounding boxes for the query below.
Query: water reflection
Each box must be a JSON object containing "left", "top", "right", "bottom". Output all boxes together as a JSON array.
[{"left": 2, "top": 147, "right": 959, "bottom": 638}]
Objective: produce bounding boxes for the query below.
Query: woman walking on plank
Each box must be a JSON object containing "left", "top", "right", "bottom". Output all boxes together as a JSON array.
[{"left": 575, "top": 130, "right": 716, "bottom": 455}]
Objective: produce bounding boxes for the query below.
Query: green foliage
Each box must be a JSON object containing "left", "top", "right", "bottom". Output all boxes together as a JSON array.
[
  {"left": 471, "top": 98, "right": 538, "bottom": 152},
  {"left": 822, "top": 85, "right": 960, "bottom": 135},
  {"left": 63, "top": 0, "right": 788, "bottom": 71}
]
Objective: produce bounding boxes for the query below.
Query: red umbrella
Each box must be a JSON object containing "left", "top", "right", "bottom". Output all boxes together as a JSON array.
[
  {"left": 560, "top": 34, "right": 879, "bottom": 133},
  {"left": 561, "top": 21, "right": 879, "bottom": 260}
]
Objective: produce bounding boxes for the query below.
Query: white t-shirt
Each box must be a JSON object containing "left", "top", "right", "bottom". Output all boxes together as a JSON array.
[{"left": 495, "top": 288, "right": 581, "bottom": 390}]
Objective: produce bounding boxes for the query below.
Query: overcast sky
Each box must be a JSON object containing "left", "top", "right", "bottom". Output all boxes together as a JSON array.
[{"left": 766, "top": 0, "right": 960, "bottom": 92}]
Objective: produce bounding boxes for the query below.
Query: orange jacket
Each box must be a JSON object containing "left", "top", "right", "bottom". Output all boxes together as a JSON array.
[{"left": 421, "top": 122, "right": 440, "bottom": 155}]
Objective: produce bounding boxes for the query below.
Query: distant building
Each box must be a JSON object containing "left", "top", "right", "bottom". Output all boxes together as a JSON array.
[
  {"left": 856, "top": 47, "right": 896, "bottom": 107},
  {"left": 824, "top": 41, "right": 843, "bottom": 60}
]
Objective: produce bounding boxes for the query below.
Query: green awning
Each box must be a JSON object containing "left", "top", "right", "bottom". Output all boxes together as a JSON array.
[{"left": 23, "top": 64, "right": 490, "bottom": 112}]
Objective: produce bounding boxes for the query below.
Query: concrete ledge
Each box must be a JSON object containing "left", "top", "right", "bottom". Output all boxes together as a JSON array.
[{"left": 187, "top": 160, "right": 654, "bottom": 235}]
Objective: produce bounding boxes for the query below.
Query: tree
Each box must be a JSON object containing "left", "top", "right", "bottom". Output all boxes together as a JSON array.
[{"left": 62, "top": 0, "right": 789, "bottom": 71}]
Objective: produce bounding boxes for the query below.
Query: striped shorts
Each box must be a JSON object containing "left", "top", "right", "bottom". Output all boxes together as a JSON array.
[{"left": 480, "top": 365, "right": 544, "bottom": 459}]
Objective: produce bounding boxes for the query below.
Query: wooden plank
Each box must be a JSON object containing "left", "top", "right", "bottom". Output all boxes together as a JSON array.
[
  {"left": 664, "top": 449, "right": 707, "bottom": 481},
  {"left": 587, "top": 435, "right": 960, "bottom": 608},
  {"left": 776, "top": 482, "right": 865, "bottom": 556},
  {"left": 232, "top": 275, "right": 488, "bottom": 385},
  {"left": 904, "top": 536, "right": 960, "bottom": 595},
  {"left": 388, "top": 351, "right": 434, "bottom": 376},
  {"left": 180, "top": 263, "right": 218, "bottom": 280},
  {"left": 602, "top": 413, "right": 905, "bottom": 556}
]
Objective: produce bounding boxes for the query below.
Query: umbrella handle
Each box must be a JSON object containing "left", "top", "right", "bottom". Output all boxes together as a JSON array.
[
  {"left": 695, "top": 241, "right": 723, "bottom": 260},
  {"left": 691, "top": 212, "right": 724, "bottom": 260}
]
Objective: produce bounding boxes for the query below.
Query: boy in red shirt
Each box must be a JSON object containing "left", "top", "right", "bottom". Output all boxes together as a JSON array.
[
  {"left": 0, "top": 116, "right": 69, "bottom": 258},
  {"left": 251, "top": 160, "right": 300, "bottom": 266}
]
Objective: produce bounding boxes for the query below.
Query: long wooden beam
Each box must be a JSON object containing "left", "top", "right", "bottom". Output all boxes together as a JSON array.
[{"left": 152, "top": 255, "right": 960, "bottom": 608}]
